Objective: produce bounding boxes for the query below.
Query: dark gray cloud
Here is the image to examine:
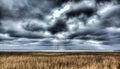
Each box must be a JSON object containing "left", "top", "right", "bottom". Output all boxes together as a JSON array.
[{"left": 0, "top": 0, "right": 120, "bottom": 50}]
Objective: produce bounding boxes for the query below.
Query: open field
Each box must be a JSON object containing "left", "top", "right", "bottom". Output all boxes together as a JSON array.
[{"left": 0, "top": 52, "right": 120, "bottom": 69}]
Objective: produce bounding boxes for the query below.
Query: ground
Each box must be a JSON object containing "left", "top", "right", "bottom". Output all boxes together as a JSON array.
[{"left": 0, "top": 52, "right": 120, "bottom": 69}]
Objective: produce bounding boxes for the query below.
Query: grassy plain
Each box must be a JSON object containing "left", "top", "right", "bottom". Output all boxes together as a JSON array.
[{"left": 0, "top": 52, "right": 120, "bottom": 69}]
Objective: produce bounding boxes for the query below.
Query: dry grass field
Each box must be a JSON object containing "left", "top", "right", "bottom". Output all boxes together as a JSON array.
[{"left": 0, "top": 52, "right": 120, "bottom": 69}]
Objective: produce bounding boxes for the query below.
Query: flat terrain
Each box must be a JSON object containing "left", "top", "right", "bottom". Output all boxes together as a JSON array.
[{"left": 0, "top": 52, "right": 120, "bottom": 69}]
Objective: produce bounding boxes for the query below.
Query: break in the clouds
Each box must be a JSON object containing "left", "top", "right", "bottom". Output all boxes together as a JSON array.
[{"left": 0, "top": 0, "right": 120, "bottom": 51}]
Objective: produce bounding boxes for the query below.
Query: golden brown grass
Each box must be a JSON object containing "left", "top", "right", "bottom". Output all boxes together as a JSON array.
[{"left": 0, "top": 52, "right": 120, "bottom": 69}]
